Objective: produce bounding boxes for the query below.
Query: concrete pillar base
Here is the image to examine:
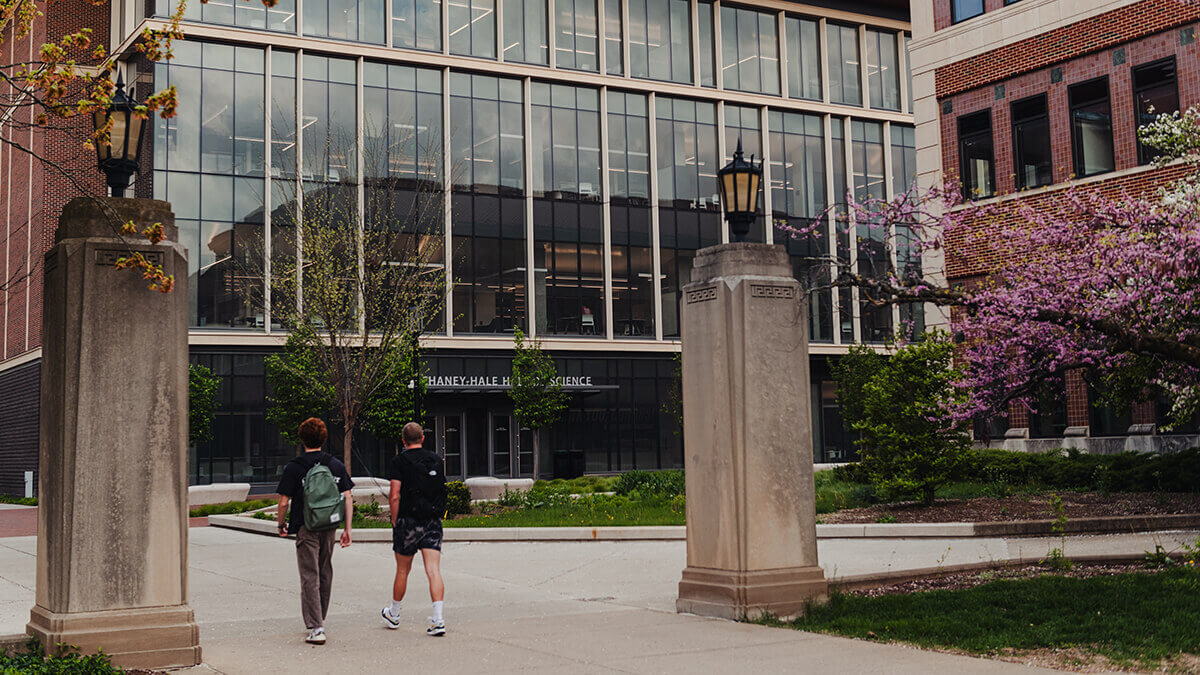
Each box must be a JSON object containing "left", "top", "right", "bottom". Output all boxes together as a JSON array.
[
  {"left": 677, "top": 565, "right": 828, "bottom": 621},
  {"left": 27, "top": 604, "right": 201, "bottom": 669}
]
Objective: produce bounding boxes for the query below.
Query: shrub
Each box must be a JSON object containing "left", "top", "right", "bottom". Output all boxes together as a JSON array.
[
  {"left": 0, "top": 638, "right": 123, "bottom": 674},
  {"left": 189, "top": 498, "right": 277, "bottom": 518},
  {"left": 614, "top": 470, "right": 685, "bottom": 497},
  {"left": 446, "top": 481, "right": 471, "bottom": 516},
  {"left": 0, "top": 495, "right": 36, "bottom": 506},
  {"left": 834, "top": 335, "right": 971, "bottom": 506}
]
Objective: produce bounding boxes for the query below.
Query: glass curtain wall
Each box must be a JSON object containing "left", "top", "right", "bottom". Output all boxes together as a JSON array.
[
  {"left": 161, "top": 0, "right": 296, "bottom": 32},
  {"left": 604, "top": 0, "right": 623, "bottom": 75},
  {"left": 831, "top": 120, "right": 854, "bottom": 343},
  {"left": 555, "top": 0, "right": 598, "bottom": 70},
  {"left": 720, "top": 5, "right": 779, "bottom": 95},
  {"left": 504, "top": 0, "right": 549, "bottom": 64},
  {"left": 827, "top": 23, "right": 862, "bottom": 106},
  {"left": 851, "top": 119, "right": 890, "bottom": 343},
  {"left": 608, "top": 92, "right": 655, "bottom": 339},
  {"left": 785, "top": 16, "right": 821, "bottom": 101},
  {"left": 629, "top": 0, "right": 692, "bottom": 83},
  {"left": 449, "top": 0, "right": 497, "bottom": 58},
  {"left": 270, "top": 51, "right": 299, "bottom": 329},
  {"left": 531, "top": 84, "right": 605, "bottom": 336},
  {"left": 363, "top": 62, "right": 446, "bottom": 332},
  {"left": 153, "top": 42, "right": 266, "bottom": 329},
  {"left": 303, "top": 0, "right": 385, "bottom": 43},
  {"left": 723, "top": 104, "right": 764, "bottom": 242},
  {"left": 769, "top": 111, "right": 831, "bottom": 342},
  {"left": 394, "top": 0, "right": 442, "bottom": 51},
  {"left": 697, "top": 0, "right": 716, "bottom": 87},
  {"left": 657, "top": 97, "right": 720, "bottom": 337},
  {"left": 891, "top": 123, "right": 923, "bottom": 337},
  {"left": 450, "top": 73, "right": 527, "bottom": 333},
  {"left": 865, "top": 28, "right": 900, "bottom": 110}
]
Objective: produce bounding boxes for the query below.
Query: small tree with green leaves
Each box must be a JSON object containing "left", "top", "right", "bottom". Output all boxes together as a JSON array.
[
  {"left": 508, "top": 328, "right": 568, "bottom": 479},
  {"left": 360, "top": 333, "right": 427, "bottom": 448},
  {"left": 834, "top": 333, "right": 971, "bottom": 506},
  {"left": 265, "top": 325, "right": 337, "bottom": 447},
  {"left": 188, "top": 363, "right": 220, "bottom": 445}
]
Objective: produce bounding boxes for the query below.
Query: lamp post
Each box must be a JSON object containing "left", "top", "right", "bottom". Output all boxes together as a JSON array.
[
  {"left": 92, "top": 73, "right": 145, "bottom": 198},
  {"left": 717, "top": 138, "right": 763, "bottom": 242}
]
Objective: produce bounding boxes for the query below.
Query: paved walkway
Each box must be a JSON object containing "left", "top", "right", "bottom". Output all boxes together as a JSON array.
[
  {"left": 1, "top": 527, "right": 1197, "bottom": 673},
  {"left": 0, "top": 507, "right": 208, "bottom": 538}
]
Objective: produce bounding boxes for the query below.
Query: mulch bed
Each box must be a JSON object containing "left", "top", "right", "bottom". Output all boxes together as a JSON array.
[
  {"left": 821, "top": 492, "right": 1200, "bottom": 524},
  {"left": 847, "top": 561, "right": 1169, "bottom": 597}
]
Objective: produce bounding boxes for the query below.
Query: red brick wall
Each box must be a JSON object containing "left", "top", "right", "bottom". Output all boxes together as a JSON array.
[
  {"left": 935, "top": 0, "right": 1200, "bottom": 98},
  {"left": 1065, "top": 370, "right": 1090, "bottom": 427},
  {"left": 1, "top": 0, "right": 108, "bottom": 361}
]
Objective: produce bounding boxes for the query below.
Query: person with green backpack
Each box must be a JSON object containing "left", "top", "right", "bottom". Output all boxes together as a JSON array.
[{"left": 274, "top": 417, "right": 355, "bottom": 645}]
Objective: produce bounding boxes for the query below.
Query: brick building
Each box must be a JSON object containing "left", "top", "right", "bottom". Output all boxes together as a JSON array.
[{"left": 909, "top": 0, "right": 1200, "bottom": 452}]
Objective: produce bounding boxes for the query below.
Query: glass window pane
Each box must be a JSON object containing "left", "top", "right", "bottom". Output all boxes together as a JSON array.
[
  {"left": 958, "top": 111, "right": 994, "bottom": 199},
  {"left": 604, "top": 0, "right": 623, "bottom": 75},
  {"left": 866, "top": 29, "right": 900, "bottom": 110},
  {"left": 785, "top": 16, "right": 821, "bottom": 101},
  {"left": 304, "top": 0, "right": 385, "bottom": 43},
  {"left": 629, "top": 0, "right": 691, "bottom": 84},
  {"left": 1134, "top": 58, "right": 1178, "bottom": 164},
  {"left": 1069, "top": 78, "right": 1114, "bottom": 177},
  {"left": 394, "top": 0, "right": 443, "bottom": 51},
  {"left": 952, "top": 0, "right": 984, "bottom": 23},
  {"left": 827, "top": 23, "right": 861, "bottom": 106},
  {"left": 449, "top": 0, "right": 496, "bottom": 58},
  {"left": 1011, "top": 95, "right": 1051, "bottom": 190}
]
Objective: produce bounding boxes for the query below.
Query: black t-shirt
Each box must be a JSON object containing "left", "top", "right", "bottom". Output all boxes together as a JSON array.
[
  {"left": 387, "top": 448, "right": 447, "bottom": 519},
  {"left": 275, "top": 451, "right": 354, "bottom": 534}
]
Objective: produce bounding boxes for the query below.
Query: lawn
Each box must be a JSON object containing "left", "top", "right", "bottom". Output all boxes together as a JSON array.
[
  {"left": 777, "top": 568, "right": 1200, "bottom": 670},
  {"left": 444, "top": 497, "right": 685, "bottom": 528}
]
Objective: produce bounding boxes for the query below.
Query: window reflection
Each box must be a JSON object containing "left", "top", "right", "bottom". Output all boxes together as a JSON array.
[
  {"left": 449, "top": 0, "right": 496, "bottom": 58},
  {"left": 865, "top": 28, "right": 900, "bottom": 111},
  {"left": 827, "top": 23, "right": 861, "bottom": 106},
  {"left": 556, "top": 0, "right": 598, "bottom": 71},
  {"left": 851, "top": 120, "right": 890, "bottom": 343},
  {"left": 769, "top": 110, "right": 830, "bottom": 342},
  {"left": 451, "top": 74, "right": 527, "bottom": 333},
  {"left": 629, "top": 0, "right": 691, "bottom": 84},
  {"left": 785, "top": 16, "right": 821, "bottom": 101},
  {"left": 720, "top": 5, "right": 779, "bottom": 95},
  {"left": 503, "top": 0, "right": 549, "bottom": 64},
  {"left": 161, "top": 0, "right": 296, "bottom": 33},
  {"left": 532, "top": 84, "right": 604, "bottom": 336},
  {"left": 656, "top": 97, "right": 720, "bottom": 337},
  {"left": 394, "top": 0, "right": 442, "bottom": 51},
  {"left": 604, "top": 0, "right": 623, "bottom": 75},
  {"left": 303, "top": 0, "right": 385, "bottom": 43}
]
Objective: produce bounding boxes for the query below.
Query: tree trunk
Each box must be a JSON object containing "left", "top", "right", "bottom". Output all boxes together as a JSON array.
[
  {"left": 532, "top": 430, "right": 540, "bottom": 481},
  {"left": 343, "top": 424, "right": 353, "bottom": 475}
]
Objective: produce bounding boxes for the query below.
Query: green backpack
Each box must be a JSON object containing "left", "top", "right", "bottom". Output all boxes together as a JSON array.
[{"left": 302, "top": 457, "right": 346, "bottom": 532}]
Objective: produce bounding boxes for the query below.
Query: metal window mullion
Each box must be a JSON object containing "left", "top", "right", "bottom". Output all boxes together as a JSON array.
[
  {"left": 442, "top": 0, "right": 450, "bottom": 55},
  {"left": 296, "top": 50, "right": 305, "bottom": 316},
  {"left": 898, "top": 31, "right": 910, "bottom": 116},
  {"left": 442, "top": 66, "right": 454, "bottom": 336},
  {"left": 597, "top": 0, "right": 606, "bottom": 76},
  {"left": 600, "top": 86, "right": 615, "bottom": 340},
  {"left": 386, "top": 0, "right": 393, "bottom": 46},
  {"left": 713, "top": 0, "right": 722, "bottom": 90},
  {"left": 498, "top": 0, "right": 507, "bottom": 62},
  {"left": 777, "top": 10, "right": 788, "bottom": 100},
  {"left": 264, "top": 45, "right": 274, "bottom": 334},
  {"left": 648, "top": 92, "right": 663, "bottom": 341},
  {"left": 818, "top": 17, "right": 829, "bottom": 105},
  {"left": 842, "top": 116, "right": 860, "bottom": 344},
  {"left": 823, "top": 113, "right": 839, "bottom": 346},
  {"left": 356, "top": 57, "right": 366, "bottom": 335},
  {"left": 760, "top": 104, "right": 772, "bottom": 245},
  {"left": 858, "top": 24, "right": 869, "bottom": 109},
  {"left": 297, "top": 0, "right": 304, "bottom": 35},
  {"left": 524, "top": 77, "right": 537, "bottom": 337},
  {"left": 716, "top": 100, "right": 728, "bottom": 245}
]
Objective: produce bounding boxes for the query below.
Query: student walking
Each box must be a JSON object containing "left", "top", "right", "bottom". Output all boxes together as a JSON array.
[
  {"left": 275, "top": 417, "right": 355, "bottom": 645},
  {"left": 381, "top": 421, "right": 448, "bottom": 636}
]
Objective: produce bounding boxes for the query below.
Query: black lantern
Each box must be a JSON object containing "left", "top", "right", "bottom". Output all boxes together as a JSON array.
[
  {"left": 717, "top": 138, "right": 763, "bottom": 242},
  {"left": 93, "top": 73, "right": 145, "bottom": 198}
]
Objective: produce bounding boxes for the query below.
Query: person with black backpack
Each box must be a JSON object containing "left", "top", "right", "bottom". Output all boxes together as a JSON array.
[
  {"left": 381, "top": 421, "right": 448, "bottom": 636},
  {"left": 274, "top": 417, "right": 355, "bottom": 645}
]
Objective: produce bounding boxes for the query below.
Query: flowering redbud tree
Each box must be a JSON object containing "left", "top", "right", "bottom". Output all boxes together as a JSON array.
[{"left": 781, "top": 113, "right": 1200, "bottom": 429}]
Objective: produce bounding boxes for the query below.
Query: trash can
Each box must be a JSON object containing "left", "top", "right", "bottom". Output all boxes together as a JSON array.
[
  {"left": 569, "top": 450, "right": 586, "bottom": 478},
  {"left": 553, "top": 449, "right": 586, "bottom": 479}
]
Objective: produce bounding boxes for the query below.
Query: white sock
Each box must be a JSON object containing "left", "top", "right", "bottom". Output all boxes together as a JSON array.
[
  {"left": 432, "top": 601, "right": 444, "bottom": 623},
  {"left": 390, "top": 600, "right": 402, "bottom": 615}
]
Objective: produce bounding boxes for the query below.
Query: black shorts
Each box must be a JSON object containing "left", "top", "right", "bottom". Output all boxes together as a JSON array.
[{"left": 392, "top": 517, "right": 443, "bottom": 556}]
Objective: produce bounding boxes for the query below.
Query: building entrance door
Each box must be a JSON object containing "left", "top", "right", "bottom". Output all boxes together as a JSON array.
[{"left": 426, "top": 406, "right": 534, "bottom": 480}]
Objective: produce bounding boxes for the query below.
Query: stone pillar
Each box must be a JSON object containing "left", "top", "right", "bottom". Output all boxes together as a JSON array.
[
  {"left": 28, "top": 197, "right": 201, "bottom": 669},
  {"left": 676, "top": 243, "right": 827, "bottom": 621}
]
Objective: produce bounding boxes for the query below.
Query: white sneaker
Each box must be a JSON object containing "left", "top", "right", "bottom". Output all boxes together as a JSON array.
[
  {"left": 427, "top": 617, "right": 446, "bottom": 637},
  {"left": 381, "top": 606, "right": 401, "bottom": 629},
  {"left": 306, "top": 627, "right": 326, "bottom": 644}
]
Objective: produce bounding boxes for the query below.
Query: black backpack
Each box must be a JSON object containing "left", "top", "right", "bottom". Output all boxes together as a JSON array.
[{"left": 398, "top": 449, "right": 448, "bottom": 520}]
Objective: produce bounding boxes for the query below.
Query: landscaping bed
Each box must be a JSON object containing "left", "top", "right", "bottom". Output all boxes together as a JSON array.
[
  {"left": 820, "top": 491, "right": 1200, "bottom": 524},
  {"left": 775, "top": 565, "right": 1200, "bottom": 673}
]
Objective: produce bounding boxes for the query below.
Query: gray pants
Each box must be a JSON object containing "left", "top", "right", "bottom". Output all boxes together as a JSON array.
[{"left": 295, "top": 526, "right": 337, "bottom": 629}]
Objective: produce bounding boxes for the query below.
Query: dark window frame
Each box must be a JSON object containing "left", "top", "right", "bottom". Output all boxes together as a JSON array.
[
  {"left": 1068, "top": 76, "right": 1115, "bottom": 178},
  {"left": 1132, "top": 56, "right": 1179, "bottom": 165},
  {"left": 957, "top": 110, "right": 995, "bottom": 200},
  {"left": 1010, "top": 93, "right": 1052, "bottom": 191}
]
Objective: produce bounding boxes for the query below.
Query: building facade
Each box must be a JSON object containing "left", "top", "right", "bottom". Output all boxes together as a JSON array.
[
  {"left": 0, "top": 0, "right": 914, "bottom": 495},
  {"left": 909, "top": 0, "right": 1200, "bottom": 453}
]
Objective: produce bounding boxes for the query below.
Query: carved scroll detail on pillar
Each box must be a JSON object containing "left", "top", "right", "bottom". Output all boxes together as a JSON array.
[
  {"left": 749, "top": 284, "right": 795, "bottom": 300},
  {"left": 95, "top": 249, "right": 164, "bottom": 266},
  {"left": 686, "top": 286, "right": 718, "bottom": 304}
]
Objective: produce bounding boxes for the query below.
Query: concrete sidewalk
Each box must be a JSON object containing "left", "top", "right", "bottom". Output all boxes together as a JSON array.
[{"left": 1, "top": 528, "right": 1196, "bottom": 673}]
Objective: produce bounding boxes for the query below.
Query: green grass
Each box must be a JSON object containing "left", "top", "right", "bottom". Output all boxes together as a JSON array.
[
  {"left": 532, "top": 476, "right": 619, "bottom": 494},
  {"left": 445, "top": 496, "right": 685, "bottom": 528},
  {"left": 814, "top": 471, "right": 874, "bottom": 514},
  {"left": 777, "top": 569, "right": 1200, "bottom": 669},
  {"left": 190, "top": 498, "right": 277, "bottom": 518},
  {"left": 0, "top": 495, "right": 36, "bottom": 506}
]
